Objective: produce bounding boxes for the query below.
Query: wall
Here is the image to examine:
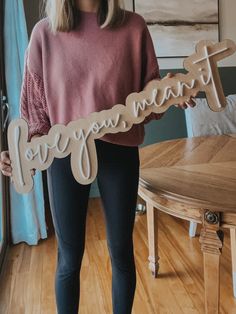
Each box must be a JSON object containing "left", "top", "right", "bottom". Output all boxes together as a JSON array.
[
  {"left": 123, "top": 0, "right": 236, "bottom": 140},
  {"left": 23, "top": 0, "right": 43, "bottom": 35},
  {"left": 219, "top": 0, "right": 236, "bottom": 67}
]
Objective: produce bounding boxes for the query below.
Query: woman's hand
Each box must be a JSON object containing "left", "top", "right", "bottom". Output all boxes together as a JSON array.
[
  {"left": 0, "top": 134, "right": 42, "bottom": 180},
  {"left": 163, "top": 72, "right": 197, "bottom": 109},
  {"left": 176, "top": 96, "right": 197, "bottom": 109},
  {"left": 0, "top": 151, "right": 12, "bottom": 177},
  {"left": 0, "top": 151, "right": 36, "bottom": 180}
]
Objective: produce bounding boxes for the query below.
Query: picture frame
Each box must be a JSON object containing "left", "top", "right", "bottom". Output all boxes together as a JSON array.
[{"left": 133, "top": 0, "right": 220, "bottom": 58}]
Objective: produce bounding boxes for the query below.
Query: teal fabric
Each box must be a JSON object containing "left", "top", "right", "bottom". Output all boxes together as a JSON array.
[{"left": 4, "top": 0, "right": 47, "bottom": 244}]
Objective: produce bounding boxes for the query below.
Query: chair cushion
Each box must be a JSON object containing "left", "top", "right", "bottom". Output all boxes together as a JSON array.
[{"left": 185, "top": 94, "right": 236, "bottom": 137}]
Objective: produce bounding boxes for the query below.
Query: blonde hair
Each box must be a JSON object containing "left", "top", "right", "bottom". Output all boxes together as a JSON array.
[{"left": 41, "top": 0, "right": 126, "bottom": 34}]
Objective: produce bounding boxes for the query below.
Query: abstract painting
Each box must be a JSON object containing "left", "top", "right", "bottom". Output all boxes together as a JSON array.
[{"left": 134, "top": 0, "right": 219, "bottom": 58}]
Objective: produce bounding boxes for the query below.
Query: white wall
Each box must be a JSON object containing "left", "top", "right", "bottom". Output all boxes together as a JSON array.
[{"left": 124, "top": 0, "right": 236, "bottom": 69}]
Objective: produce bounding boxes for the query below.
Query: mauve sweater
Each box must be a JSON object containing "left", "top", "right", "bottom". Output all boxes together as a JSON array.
[{"left": 19, "top": 9, "right": 164, "bottom": 145}]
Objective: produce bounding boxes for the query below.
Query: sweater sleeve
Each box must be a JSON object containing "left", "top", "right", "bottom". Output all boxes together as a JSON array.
[
  {"left": 141, "top": 22, "right": 165, "bottom": 124},
  {"left": 19, "top": 48, "right": 51, "bottom": 141}
]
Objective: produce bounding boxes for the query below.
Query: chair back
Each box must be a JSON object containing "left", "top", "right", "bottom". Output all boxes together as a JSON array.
[{"left": 185, "top": 94, "right": 236, "bottom": 137}]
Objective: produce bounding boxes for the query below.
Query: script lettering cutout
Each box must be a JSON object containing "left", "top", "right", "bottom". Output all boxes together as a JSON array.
[{"left": 7, "top": 39, "right": 236, "bottom": 193}]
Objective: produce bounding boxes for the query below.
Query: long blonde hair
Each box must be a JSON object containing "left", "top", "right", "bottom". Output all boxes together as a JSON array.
[{"left": 41, "top": 0, "right": 126, "bottom": 34}]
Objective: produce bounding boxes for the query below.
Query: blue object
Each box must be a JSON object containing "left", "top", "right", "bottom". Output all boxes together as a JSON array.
[{"left": 3, "top": 0, "right": 47, "bottom": 245}]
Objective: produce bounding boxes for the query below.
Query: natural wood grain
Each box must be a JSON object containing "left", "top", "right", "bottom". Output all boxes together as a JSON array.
[
  {"left": 199, "top": 211, "right": 223, "bottom": 314},
  {"left": 147, "top": 203, "right": 159, "bottom": 277},
  {"left": 139, "top": 135, "right": 236, "bottom": 211},
  {"left": 1, "top": 198, "right": 236, "bottom": 313},
  {"left": 138, "top": 134, "right": 236, "bottom": 314},
  {"left": 230, "top": 228, "right": 236, "bottom": 298}
]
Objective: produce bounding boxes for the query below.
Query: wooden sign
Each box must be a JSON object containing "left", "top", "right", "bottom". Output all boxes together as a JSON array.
[{"left": 7, "top": 39, "right": 236, "bottom": 194}]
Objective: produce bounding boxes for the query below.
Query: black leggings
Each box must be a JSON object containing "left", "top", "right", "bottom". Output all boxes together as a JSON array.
[{"left": 46, "top": 139, "right": 140, "bottom": 314}]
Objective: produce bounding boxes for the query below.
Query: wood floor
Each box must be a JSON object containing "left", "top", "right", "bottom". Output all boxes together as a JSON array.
[{"left": 1, "top": 197, "right": 236, "bottom": 314}]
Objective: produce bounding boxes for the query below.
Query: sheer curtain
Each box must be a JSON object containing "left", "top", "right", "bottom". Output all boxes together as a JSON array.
[{"left": 3, "top": 0, "right": 47, "bottom": 244}]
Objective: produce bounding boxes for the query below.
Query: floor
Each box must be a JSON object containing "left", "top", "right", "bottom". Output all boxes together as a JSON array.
[{"left": 0, "top": 197, "right": 236, "bottom": 313}]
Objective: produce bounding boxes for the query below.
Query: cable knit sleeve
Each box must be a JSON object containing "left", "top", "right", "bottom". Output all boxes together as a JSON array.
[
  {"left": 141, "top": 22, "right": 165, "bottom": 124},
  {"left": 19, "top": 48, "right": 51, "bottom": 141}
]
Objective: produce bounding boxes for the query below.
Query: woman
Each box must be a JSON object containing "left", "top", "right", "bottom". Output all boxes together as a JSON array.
[{"left": 0, "top": 0, "right": 195, "bottom": 313}]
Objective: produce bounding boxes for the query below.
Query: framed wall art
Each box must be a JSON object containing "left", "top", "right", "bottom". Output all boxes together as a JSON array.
[{"left": 133, "top": 0, "right": 220, "bottom": 58}]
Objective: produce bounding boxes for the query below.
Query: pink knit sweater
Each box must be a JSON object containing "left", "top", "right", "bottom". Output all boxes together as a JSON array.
[{"left": 20, "top": 9, "right": 164, "bottom": 145}]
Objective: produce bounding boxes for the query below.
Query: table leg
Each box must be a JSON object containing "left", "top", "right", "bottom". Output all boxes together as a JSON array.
[
  {"left": 230, "top": 228, "right": 236, "bottom": 298},
  {"left": 146, "top": 203, "right": 159, "bottom": 277},
  {"left": 199, "top": 211, "right": 223, "bottom": 314}
]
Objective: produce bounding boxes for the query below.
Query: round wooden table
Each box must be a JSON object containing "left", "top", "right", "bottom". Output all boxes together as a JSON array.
[{"left": 138, "top": 134, "right": 236, "bottom": 314}]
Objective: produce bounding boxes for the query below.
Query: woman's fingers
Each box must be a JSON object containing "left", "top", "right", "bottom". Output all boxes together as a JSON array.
[
  {"left": 3, "top": 166, "right": 11, "bottom": 172},
  {"left": 0, "top": 164, "right": 12, "bottom": 176},
  {"left": 2, "top": 170, "right": 12, "bottom": 177},
  {"left": 0, "top": 151, "right": 12, "bottom": 177},
  {"left": 184, "top": 97, "right": 196, "bottom": 108},
  {"left": 185, "top": 92, "right": 198, "bottom": 108},
  {"left": 163, "top": 73, "right": 196, "bottom": 109},
  {"left": 179, "top": 102, "right": 188, "bottom": 109},
  {"left": 1, "top": 150, "right": 36, "bottom": 178},
  {"left": 0, "top": 151, "right": 35, "bottom": 177},
  {"left": 30, "top": 169, "right": 36, "bottom": 176},
  {"left": 0, "top": 151, "right": 11, "bottom": 165},
  {"left": 175, "top": 102, "right": 187, "bottom": 109},
  {"left": 164, "top": 72, "right": 174, "bottom": 79},
  {"left": 174, "top": 97, "right": 197, "bottom": 109},
  {"left": 0, "top": 163, "right": 12, "bottom": 176}
]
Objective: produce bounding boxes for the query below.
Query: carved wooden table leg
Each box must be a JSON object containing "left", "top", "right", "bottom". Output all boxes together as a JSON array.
[
  {"left": 199, "top": 210, "right": 223, "bottom": 314},
  {"left": 230, "top": 228, "right": 236, "bottom": 298},
  {"left": 146, "top": 203, "right": 159, "bottom": 277}
]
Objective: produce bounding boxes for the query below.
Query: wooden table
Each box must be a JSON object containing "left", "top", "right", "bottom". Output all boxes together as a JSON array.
[{"left": 138, "top": 134, "right": 236, "bottom": 314}]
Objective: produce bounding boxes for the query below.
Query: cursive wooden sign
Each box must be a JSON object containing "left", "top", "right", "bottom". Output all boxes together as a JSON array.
[{"left": 7, "top": 39, "right": 236, "bottom": 194}]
